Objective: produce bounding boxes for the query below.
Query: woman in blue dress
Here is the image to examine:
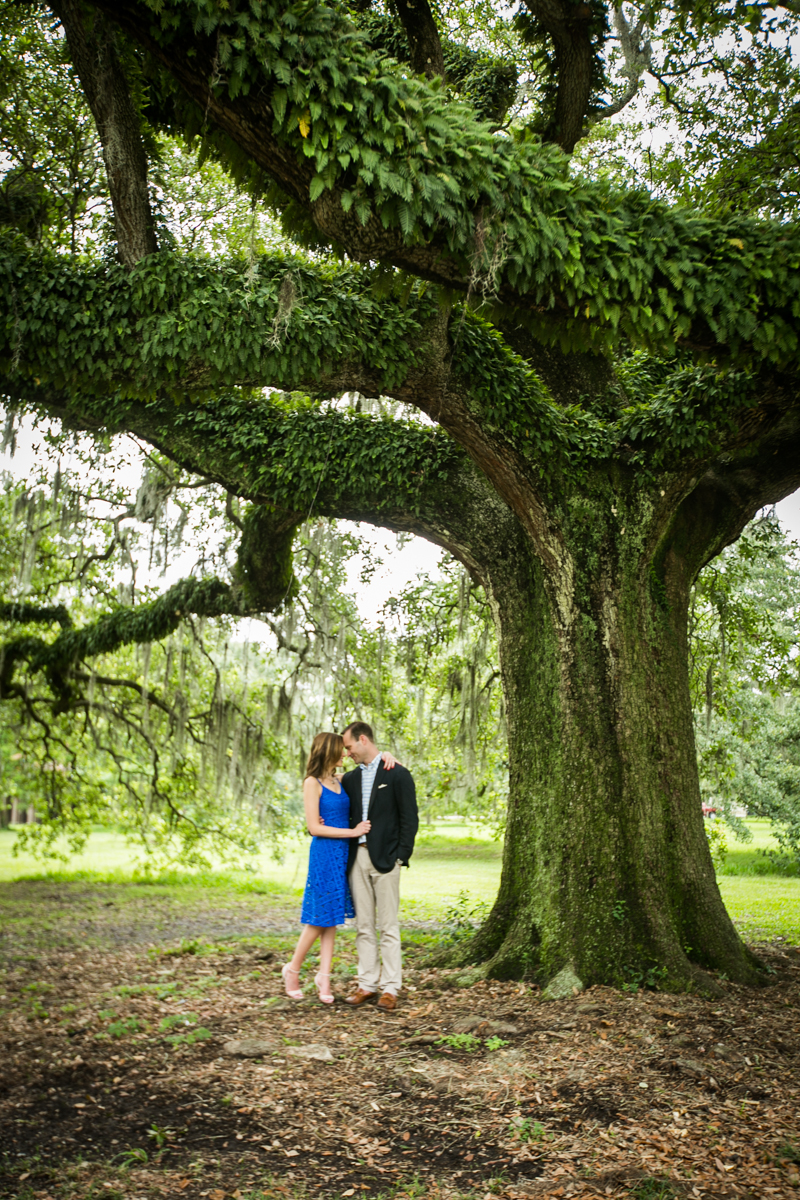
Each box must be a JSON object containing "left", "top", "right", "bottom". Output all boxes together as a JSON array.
[{"left": 282, "top": 731, "right": 392, "bottom": 1004}]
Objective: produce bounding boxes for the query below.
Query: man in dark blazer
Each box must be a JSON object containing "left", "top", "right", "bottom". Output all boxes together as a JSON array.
[{"left": 340, "top": 720, "right": 418, "bottom": 1011}]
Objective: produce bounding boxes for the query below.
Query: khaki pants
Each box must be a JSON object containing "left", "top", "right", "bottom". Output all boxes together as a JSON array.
[{"left": 349, "top": 845, "right": 402, "bottom": 995}]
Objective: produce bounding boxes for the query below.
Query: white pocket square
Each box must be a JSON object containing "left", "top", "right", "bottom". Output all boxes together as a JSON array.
[{"left": 378, "top": 783, "right": 388, "bottom": 789}]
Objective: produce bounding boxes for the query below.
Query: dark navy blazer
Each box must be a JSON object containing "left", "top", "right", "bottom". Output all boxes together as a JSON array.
[{"left": 342, "top": 759, "right": 419, "bottom": 875}]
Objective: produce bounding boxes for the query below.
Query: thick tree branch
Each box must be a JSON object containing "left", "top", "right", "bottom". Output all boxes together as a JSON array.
[
  {"left": 3, "top": 367, "right": 530, "bottom": 601},
  {"left": 650, "top": 374, "right": 800, "bottom": 606},
  {"left": 51, "top": 0, "right": 158, "bottom": 266},
  {"left": 6, "top": 243, "right": 800, "bottom": 579},
  {"left": 522, "top": 0, "right": 600, "bottom": 151},
  {"left": 0, "top": 573, "right": 277, "bottom": 711},
  {"left": 591, "top": 3, "right": 652, "bottom": 124},
  {"left": 392, "top": 0, "right": 446, "bottom": 79}
]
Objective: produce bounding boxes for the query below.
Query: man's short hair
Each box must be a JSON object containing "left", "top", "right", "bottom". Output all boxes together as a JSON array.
[{"left": 342, "top": 720, "right": 374, "bottom": 743}]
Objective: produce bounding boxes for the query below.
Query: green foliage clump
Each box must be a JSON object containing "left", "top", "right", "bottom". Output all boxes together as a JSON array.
[
  {"left": 105, "top": 1016, "right": 143, "bottom": 1038},
  {"left": 436, "top": 1031, "right": 480, "bottom": 1051},
  {"left": 0, "top": 246, "right": 433, "bottom": 401},
  {"left": 441, "top": 889, "right": 491, "bottom": 941}
]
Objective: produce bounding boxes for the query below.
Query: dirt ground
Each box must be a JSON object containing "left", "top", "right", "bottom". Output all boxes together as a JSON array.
[{"left": 1, "top": 881, "right": 799, "bottom": 1200}]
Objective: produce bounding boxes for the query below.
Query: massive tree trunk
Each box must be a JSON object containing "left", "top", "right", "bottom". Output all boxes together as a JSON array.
[{"left": 453, "top": 473, "right": 770, "bottom": 991}]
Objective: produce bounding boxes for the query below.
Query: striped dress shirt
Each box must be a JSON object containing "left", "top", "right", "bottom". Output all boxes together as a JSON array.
[{"left": 358, "top": 753, "right": 381, "bottom": 843}]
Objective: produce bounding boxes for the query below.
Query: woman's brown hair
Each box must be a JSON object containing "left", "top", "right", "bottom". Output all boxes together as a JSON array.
[{"left": 305, "top": 732, "right": 344, "bottom": 781}]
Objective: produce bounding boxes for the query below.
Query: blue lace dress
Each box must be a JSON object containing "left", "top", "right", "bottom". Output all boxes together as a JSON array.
[{"left": 300, "top": 781, "right": 355, "bottom": 927}]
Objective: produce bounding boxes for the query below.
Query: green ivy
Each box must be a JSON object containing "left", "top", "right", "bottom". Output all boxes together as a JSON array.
[
  {"left": 0, "top": 240, "right": 430, "bottom": 400},
  {"left": 1, "top": 237, "right": 762, "bottom": 486},
  {"left": 123, "top": 0, "right": 800, "bottom": 364}
]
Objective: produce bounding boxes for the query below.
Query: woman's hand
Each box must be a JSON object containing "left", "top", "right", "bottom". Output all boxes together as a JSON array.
[
  {"left": 353, "top": 820, "right": 371, "bottom": 838},
  {"left": 381, "top": 751, "right": 400, "bottom": 770}
]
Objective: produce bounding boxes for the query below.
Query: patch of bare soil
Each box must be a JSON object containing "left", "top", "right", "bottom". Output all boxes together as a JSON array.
[{"left": 1, "top": 881, "right": 799, "bottom": 1200}]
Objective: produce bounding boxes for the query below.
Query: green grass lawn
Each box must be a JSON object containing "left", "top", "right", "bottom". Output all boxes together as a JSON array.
[
  {"left": 717, "top": 874, "right": 800, "bottom": 942},
  {"left": 717, "top": 817, "right": 799, "bottom": 876},
  {"left": 1, "top": 819, "right": 798, "bottom": 943},
  {"left": 0, "top": 823, "right": 503, "bottom": 915}
]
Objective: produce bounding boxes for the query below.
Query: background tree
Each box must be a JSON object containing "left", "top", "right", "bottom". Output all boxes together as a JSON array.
[
  {"left": 3, "top": 0, "right": 800, "bottom": 991},
  {"left": 690, "top": 511, "right": 800, "bottom": 868}
]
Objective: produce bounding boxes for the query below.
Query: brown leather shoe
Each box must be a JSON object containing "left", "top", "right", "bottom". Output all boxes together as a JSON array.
[
  {"left": 345, "top": 987, "right": 378, "bottom": 1006},
  {"left": 377, "top": 991, "right": 397, "bottom": 1011}
]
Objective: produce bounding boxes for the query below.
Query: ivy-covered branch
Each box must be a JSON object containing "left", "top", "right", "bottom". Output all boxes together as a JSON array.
[
  {"left": 53, "top": 387, "right": 520, "bottom": 574},
  {"left": 0, "top": 601, "right": 72, "bottom": 629},
  {"left": 0, "top": 576, "right": 248, "bottom": 709},
  {"left": 78, "top": 0, "right": 800, "bottom": 363},
  {"left": 0, "top": 243, "right": 441, "bottom": 402},
  {"left": 6, "top": 244, "right": 794, "bottom": 491}
]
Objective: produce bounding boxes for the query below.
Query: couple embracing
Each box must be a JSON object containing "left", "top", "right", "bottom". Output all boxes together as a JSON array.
[{"left": 281, "top": 722, "right": 418, "bottom": 1010}]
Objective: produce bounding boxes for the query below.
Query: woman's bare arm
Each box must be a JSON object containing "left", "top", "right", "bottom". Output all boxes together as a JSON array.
[{"left": 303, "top": 777, "right": 370, "bottom": 838}]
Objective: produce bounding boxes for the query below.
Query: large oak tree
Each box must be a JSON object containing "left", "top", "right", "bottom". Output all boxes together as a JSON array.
[{"left": 3, "top": 0, "right": 800, "bottom": 991}]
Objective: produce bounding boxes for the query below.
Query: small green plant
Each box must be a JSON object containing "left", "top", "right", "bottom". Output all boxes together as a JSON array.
[
  {"left": 60, "top": 1003, "right": 77, "bottom": 1014},
  {"left": 106, "top": 1017, "right": 142, "bottom": 1038},
  {"left": 115, "top": 983, "right": 158, "bottom": 997},
  {"left": 706, "top": 822, "right": 728, "bottom": 870},
  {"left": 160, "top": 938, "right": 212, "bottom": 957},
  {"left": 612, "top": 899, "right": 627, "bottom": 923},
  {"left": 628, "top": 1177, "right": 678, "bottom": 1200},
  {"left": 441, "top": 890, "right": 489, "bottom": 943},
  {"left": 776, "top": 1141, "right": 800, "bottom": 1164},
  {"left": 509, "top": 1117, "right": 545, "bottom": 1142},
  {"left": 117, "top": 1147, "right": 148, "bottom": 1169},
  {"left": 98, "top": 1008, "right": 118, "bottom": 1021},
  {"left": 165, "top": 1026, "right": 212, "bottom": 1047},
  {"left": 622, "top": 963, "right": 668, "bottom": 992},
  {"left": 159, "top": 1012, "right": 200, "bottom": 1032},
  {"left": 147, "top": 1124, "right": 174, "bottom": 1149},
  {"left": 485, "top": 1035, "right": 509, "bottom": 1051},
  {"left": 436, "top": 1032, "right": 480, "bottom": 1051}
]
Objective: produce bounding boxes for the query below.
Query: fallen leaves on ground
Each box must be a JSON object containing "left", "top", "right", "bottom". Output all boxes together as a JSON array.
[{"left": 0, "top": 881, "right": 799, "bottom": 1200}]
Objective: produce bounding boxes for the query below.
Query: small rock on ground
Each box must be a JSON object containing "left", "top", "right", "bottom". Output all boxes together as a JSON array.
[
  {"left": 261, "top": 996, "right": 294, "bottom": 1011},
  {"left": 541, "top": 964, "right": 584, "bottom": 1000},
  {"left": 287, "top": 1043, "right": 334, "bottom": 1062},
  {"left": 451, "top": 1015, "right": 519, "bottom": 1035},
  {"left": 222, "top": 1038, "right": 273, "bottom": 1058}
]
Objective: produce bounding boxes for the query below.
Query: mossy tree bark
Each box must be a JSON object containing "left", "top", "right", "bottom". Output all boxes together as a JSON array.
[
  {"left": 465, "top": 496, "right": 751, "bottom": 989},
  {"left": 449, "top": 398, "right": 800, "bottom": 989}
]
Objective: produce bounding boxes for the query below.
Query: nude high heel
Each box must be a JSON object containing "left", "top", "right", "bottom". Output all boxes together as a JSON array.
[
  {"left": 314, "top": 971, "right": 334, "bottom": 1004},
  {"left": 281, "top": 963, "right": 303, "bottom": 1000}
]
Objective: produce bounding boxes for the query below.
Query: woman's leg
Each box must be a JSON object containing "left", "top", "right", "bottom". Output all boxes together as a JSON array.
[
  {"left": 314, "top": 927, "right": 336, "bottom": 1002},
  {"left": 318, "top": 926, "right": 336, "bottom": 978},
  {"left": 283, "top": 924, "right": 321, "bottom": 996},
  {"left": 290, "top": 924, "right": 322, "bottom": 971}
]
